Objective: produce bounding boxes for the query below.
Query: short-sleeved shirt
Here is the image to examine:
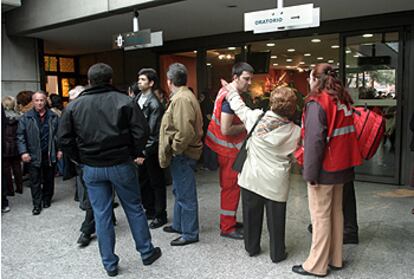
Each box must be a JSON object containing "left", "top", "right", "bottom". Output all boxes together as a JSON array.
[{"left": 221, "top": 100, "right": 234, "bottom": 114}]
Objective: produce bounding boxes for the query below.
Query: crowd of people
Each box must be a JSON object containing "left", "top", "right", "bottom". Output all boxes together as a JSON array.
[{"left": 3, "top": 60, "right": 409, "bottom": 278}]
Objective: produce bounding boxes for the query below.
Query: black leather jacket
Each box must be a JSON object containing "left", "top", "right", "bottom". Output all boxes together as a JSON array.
[
  {"left": 16, "top": 108, "right": 59, "bottom": 167},
  {"left": 58, "top": 85, "right": 149, "bottom": 167},
  {"left": 133, "top": 91, "right": 164, "bottom": 157}
]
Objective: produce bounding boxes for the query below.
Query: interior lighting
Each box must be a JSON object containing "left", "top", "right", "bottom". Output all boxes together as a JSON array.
[
  {"left": 346, "top": 49, "right": 352, "bottom": 54},
  {"left": 328, "top": 59, "right": 334, "bottom": 63},
  {"left": 346, "top": 65, "right": 350, "bottom": 68},
  {"left": 218, "top": 54, "right": 225, "bottom": 60},
  {"left": 297, "top": 68, "right": 304, "bottom": 72},
  {"left": 206, "top": 63, "right": 212, "bottom": 66},
  {"left": 311, "top": 38, "right": 321, "bottom": 43},
  {"left": 266, "top": 43, "right": 276, "bottom": 47},
  {"left": 310, "top": 64, "right": 316, "bottom": 67},
  {"left": 362, "top": 33, "right": 374, "bottom": 38},
  {"left": 286, "top": 58, "right": 293, "bottom": 62},
  {"left": 299, "top": 61, "right": 305, "bottom": 65},
  {"left": 286, "top": 66, "right": 293, "bottom": 69},
  {"left": 271, "top": 55, "right": 278, "bottom": 59},
  {"left": 273, "top": 63, "right": 279, "bottom": 66},
  {"left": 304, "top": 53, "right": 311, "bottom": 57},
  {"left": 317, "top": 57, "right": 324, "bottom": 60},
  {"left": 228, "top": 47, "right": 236, "bottom": 50},
  {"left": 193, "top": 50, "right": 197, "bottom": 53},
  {"left": 287, "top": 48, "right": 295, "bottom": 52},
  {"left": 331, "top": 45, "right": 340, "bottom": 49},
  {"left": 226, "top": 54, "right": 232, "bottom": 59}
]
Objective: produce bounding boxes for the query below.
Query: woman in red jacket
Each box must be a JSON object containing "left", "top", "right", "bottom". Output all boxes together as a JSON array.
[{"left": 292, "top": 64, "right": 362, "bottom": 277}]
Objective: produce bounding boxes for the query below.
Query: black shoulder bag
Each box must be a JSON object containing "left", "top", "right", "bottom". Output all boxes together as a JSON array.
[{"left": 232, "top": 113, "right": 265, "bottom": 173}]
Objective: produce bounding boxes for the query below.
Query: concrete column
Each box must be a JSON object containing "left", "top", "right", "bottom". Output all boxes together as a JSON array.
[{"left": 1, "top": 23, "right": 40, "bottom": 97}]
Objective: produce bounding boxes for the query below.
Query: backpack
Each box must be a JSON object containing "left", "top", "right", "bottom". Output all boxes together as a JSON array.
[{"left": 353, "top": 106, "right": 385, "bottom": 160}]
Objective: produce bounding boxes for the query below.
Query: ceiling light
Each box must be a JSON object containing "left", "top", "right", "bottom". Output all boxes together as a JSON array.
[
  {"left": 337, "top": 63, "right": 340, "bottom": 66},
  {"left": 228, "top": 47, "right": 236, "bottom": 50},
  {"left": 226, "top": 54, "right": 232, "bottom": 59},
  {"left": 346, "top": 50, "right": 352, "bottom": 54},
  {"left": 311, "top": 38, "right": 321, "bottom": 43},
  {"left": 331, "top": 45, "right": 340, "bottom": 49},
  {"left": 287, "top": 48, "right": 295, "bottom": 52},
  {"left": 317, "top": 57, "right": 324, "bottom": 60},
  {"left": 299, "top": 61, "right": 305, "bottom": 65},
  {"left": 271, "top": 55, "right": 278, "bottom": 59},
  {"left": 218, "top": 54, "right": 225, "bottom": 60},
  {"left": 206, "top": 63, "right": 212, "bottom": 66},
  {"left": 328, "top": 60, "right": 334, "bottom": 63},
  {"left": 304, "top": 53, "right": 311, "bottom": 57},
  {"left": 286, "top": 66, "right": 293, "bottom": 69},
  {"left": 286, "top": 58, "right": 293, "bottom": 62},
  {"left": 353, "top": 54, "right": 360, "bottom": 58},
  {"left": 273, "top": 63, "right": 278, "bottom": 66},
  {"left": 310, "top": 64, "right": 316, "bottom": 67},
  {"left": 362, "top": 33, "right": 374, "bottom": 38},
  {"left": 346, "top": 65, "right": 350, "bottom": 68},
  {"left": 266, "top": 43, "right": 275, "bottom": 47},
  {"left": 193, "top": 50, "right": 197, "bottom": 53},
  {"left": 297, "top": 68, "right": 304, "bottom": 72}
]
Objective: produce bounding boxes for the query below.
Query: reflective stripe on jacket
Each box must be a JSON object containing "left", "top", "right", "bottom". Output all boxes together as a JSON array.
[
  {"left": 205, "top": 86, "right": 247, "bottom": 158},
  {"left": 304, "top": 92, "right": 362, "bottom": 172}
]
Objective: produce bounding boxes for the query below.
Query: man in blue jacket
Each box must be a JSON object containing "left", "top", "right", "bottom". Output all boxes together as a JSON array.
[{"left": 16, "top": 91, "right": 62, "bottom": 215}]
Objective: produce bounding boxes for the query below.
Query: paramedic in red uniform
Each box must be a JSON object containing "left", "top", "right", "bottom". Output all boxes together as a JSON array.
[
  {"left": 292, "top": 64, "right": 362, "bottom": 277},
  {"left": 205, "top": 62, "right": 254, "bottom": 240}
]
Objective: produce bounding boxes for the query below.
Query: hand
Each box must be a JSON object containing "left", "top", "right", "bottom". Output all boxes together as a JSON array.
[
  {"left": 57, "top": 151, "right": 63, "bottom": 160},
  {"left": 220, "top": 79, "right": 229, "bottom": 87},
  {"left": 21, "top": 153, "right": 31, "bottom": 163},
  {"left": 134, "top": 157, "right": 145, "bottom": 165}
]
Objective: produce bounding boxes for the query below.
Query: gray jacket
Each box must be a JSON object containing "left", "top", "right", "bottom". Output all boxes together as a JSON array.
[{"left": 16, "top": 108, "right": 59, "bottom": 167}]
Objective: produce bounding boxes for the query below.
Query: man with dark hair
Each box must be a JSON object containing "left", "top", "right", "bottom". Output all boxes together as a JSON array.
[
  {"left": 59, "top": 63, "right": 161, "bottom": 276},
  {"left": 16, "top": 91, "right": 62, "bottom": 215},
  {"left": 205, "top": 62, "right": 254, "bottom": 240},
  {"left": 134, "top": 68, "right": 167, "bottom": 229},
  {"left": 159, "top": 63, "right": 203, "bottom": 246}
]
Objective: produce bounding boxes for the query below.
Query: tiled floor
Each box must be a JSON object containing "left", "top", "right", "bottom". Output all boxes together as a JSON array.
[{"left": 2, "top": 170, "right": 414, "bottom": 278}]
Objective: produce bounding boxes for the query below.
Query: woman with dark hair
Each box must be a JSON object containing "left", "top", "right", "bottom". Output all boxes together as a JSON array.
[{"left": 292, "top": 64, "right": 362, "bottom": 277}]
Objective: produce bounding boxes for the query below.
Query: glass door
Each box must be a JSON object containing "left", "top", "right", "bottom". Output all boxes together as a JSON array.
[{"left": 343, "top": 31, "right": 402, "bottom": 184}]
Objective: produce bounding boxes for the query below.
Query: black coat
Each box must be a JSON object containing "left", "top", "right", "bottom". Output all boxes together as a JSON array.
[
  {"left": 133, "top": 92, "right": 164, "bottom": 157},
  {"left": 58, "top": 85, "right": 149, "bottom": 167},
  {"left": 3, "top": 112, "right": 21, "bottom": 158},
  {"left": 16, "top": 108, "right": 59, "bottom": 167}
]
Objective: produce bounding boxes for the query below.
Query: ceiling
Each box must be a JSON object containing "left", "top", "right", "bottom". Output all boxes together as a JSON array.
[{"left": 17, "top": 0, "right": 414, "bottom": 55}]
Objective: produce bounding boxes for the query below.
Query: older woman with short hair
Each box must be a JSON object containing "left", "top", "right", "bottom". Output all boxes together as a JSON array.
[{"left": 225, "top": 86, "right": 301, "bottom": 263}]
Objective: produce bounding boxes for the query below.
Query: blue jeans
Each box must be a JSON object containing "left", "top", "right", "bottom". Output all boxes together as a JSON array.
[
  {"left": 82, "top": 162, "right": 155, "bottom": 272},
  {"left": 170, "top": 155, "right": 199, "bottom": 241}
]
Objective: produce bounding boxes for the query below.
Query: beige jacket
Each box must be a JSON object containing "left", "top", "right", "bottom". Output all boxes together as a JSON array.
[
  {"left": 159, "top": 86, "right": 203, "bottom": 168},
  {"left": 227, "top": 90, "right": 301, "bottom": 202}
]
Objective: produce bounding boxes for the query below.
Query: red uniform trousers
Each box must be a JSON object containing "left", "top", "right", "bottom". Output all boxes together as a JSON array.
[{"left": 218, "top": 154, "right": 241, "bottom": 233}]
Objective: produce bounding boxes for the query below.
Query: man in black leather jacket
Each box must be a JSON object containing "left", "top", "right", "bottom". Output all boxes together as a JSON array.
[
  {"left": 16, "top": 91, "right": 62, "bottom": 215},
  {"left": 134, "top": 68, "right": 167, "bottom": 229},
  {"left": 58, "top": 63, "right": 161, "bottom": 276}
]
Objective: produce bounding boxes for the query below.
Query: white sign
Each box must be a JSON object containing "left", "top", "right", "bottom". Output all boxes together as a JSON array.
[
  {"left": 244, "top": 4, "right": 320, "bottom": 34},
  {"left": 124, "top": 31, "right": 163, "bottom": 51}
]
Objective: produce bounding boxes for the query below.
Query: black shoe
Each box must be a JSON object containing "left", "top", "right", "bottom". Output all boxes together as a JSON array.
[
  {"left": 236, "top": 222, "right": 243, "bottom": 228},
  {"left": 77, "top": 233, "right": 92, "bottom": 247},
  {"left": 272, "top": 252, "right": 288, "bottom": 263},
  {"left": 220, "top": 229, "right": 244, "bottom": 240},
  {"left": 32, "top": 207, "right": 41, "bottom": 215},
  {"left": 328, "top": 264, "right": 343, "bottom": 271},
  {"left": 307, "top": 224, "right": 313, "bottom": 234},
  {"left": 142, "top": 247, "right": 162, "bottom": 265},
  {"left": 292, "top": 265, "right": 327, "bottom": 277},
  {"left": 43, "top": 200, "right": 51, "bottom": 208},
  {"left": 343, "top": 236, "right": 359, "bottom": 244},
  {"left": 149, "top": 218, "right": 168, "bottom": 229},
  {"left": 170, "top": 236, "right": 199, "bottom": 246},
  {"left": 106, "top": 267, "right": 118, "bottom": 277},
  {"left": 248, "top": 249, "right": 261, "bottom": 257},
  {"left": 163, "top": 226, "right": 181, "bottom": 234}
]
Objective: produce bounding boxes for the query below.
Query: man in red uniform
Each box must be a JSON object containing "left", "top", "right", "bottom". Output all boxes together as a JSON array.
[{"left": 205, "top": 62, "right": 254, "bottom": 239}]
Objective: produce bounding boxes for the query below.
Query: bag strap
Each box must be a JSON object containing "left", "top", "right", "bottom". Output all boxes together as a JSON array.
[{"left": 243, "top": 112, "right": 265, "bottom": 143}]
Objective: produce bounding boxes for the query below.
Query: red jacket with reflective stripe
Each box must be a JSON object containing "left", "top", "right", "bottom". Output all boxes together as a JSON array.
[
  {"left": 205, "top": 86, "right": 247, "bottom": 158},
  {"left": 305, "top": 91, "right": 362, "bottom": 172}
]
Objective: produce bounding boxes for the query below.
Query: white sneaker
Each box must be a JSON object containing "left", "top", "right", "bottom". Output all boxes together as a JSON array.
[{"left": 2, "top": 206, "right": 11, "bottom": 213}]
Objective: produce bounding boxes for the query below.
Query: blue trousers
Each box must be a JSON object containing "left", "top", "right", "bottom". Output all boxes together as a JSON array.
[
  {"left": 82, "top": 162, "right": 155, "bottom": 272},
  {"left": 170, "top": 155, "right": 199, "bottom": 241}
]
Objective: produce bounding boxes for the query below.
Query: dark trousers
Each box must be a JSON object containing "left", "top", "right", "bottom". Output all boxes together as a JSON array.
[
  {"left": 138, "top": 153, "right": 167, "bottom": 219},
  {"left": 242, "top": 188, "right": 287, "bottom": 262},
  {"left": 28, "top": 159, "right": 55, "bottom": 208},
  {"left": 81, "top": 208, "right": 96, "bottom": 235},
  {"left": 3, "top": 156, "right": 23, "bottom": 194},
  {"left": 343, "top": 181, "right": 358, "bottom": 238},
  {"left": 2, "top": 167, "right": 9, "bottom": 208}
]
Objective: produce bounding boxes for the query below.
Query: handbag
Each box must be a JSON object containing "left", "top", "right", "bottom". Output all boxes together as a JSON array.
[{"left": 232, "top": 113, "right": 265, "bottom": 172}]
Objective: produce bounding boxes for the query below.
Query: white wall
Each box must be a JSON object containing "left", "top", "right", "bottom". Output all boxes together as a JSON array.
[{"left": 1, "top": 23, "right": 40, "bottom": 97}]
